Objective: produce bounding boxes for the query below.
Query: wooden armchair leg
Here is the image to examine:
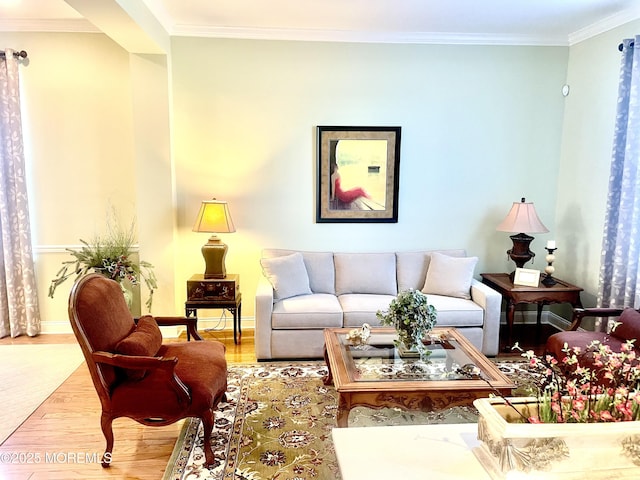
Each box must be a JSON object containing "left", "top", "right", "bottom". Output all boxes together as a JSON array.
[
  {"left": 201, "top": 410, "right": 215, "bottom": 467},
  {"left": 100, "top": 413, "right": 114, "bottom": 468}
]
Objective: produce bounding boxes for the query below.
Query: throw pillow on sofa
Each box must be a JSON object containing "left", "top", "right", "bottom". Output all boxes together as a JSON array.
[
  {"left": 422, "top": 251, "right": 478, "bottom": 300},
  {"left": 261, "top": 252, "right": 312, "bottom": 300},
  {"left": 334, "top": 252, "right": 397, "bottom": 295}
]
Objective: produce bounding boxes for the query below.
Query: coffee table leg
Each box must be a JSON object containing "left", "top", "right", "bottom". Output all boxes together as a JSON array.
[
  {"left": 336, "top": 394, "right": 349, "bottom": 428},
  {"left": 323, "top": 346, "right": 333, "bottom": 386}
]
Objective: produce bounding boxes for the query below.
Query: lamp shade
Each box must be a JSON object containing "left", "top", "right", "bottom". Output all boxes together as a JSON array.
[
  {"left": 192, "top": 200, "right": 235, "bottom": 279},
  {"left": 496, "top": 198, "right": 548, "bottom": 234},
  {"left": 192, "top": 200, "right": 236, "bottom": 233}
]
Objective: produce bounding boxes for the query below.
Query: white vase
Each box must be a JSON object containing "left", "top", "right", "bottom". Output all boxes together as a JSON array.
[{"left": 473, "top": 396, "right": 640, "bottom": 479}]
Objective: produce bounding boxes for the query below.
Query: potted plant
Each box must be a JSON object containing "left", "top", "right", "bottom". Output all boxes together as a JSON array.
[
  {"left": 48, "top": 215, "right": 157, "bottom": 312},
  {"left": 472, "top": 338, "right": 640, "bottom": 478},
  {"left": 376, "top": 289, "right": 437, "bottom": 358}
]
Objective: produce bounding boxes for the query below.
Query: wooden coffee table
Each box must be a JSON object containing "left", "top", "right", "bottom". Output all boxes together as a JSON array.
[{"left": 323, "top": 327, "right": 514, "bottom": 427}]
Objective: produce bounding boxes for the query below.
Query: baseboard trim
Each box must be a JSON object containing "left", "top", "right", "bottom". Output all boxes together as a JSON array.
[{"left": 500, "top": 310, "right": 570, "bottom": 330}]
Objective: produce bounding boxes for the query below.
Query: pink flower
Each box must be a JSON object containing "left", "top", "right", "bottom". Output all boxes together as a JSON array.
[
  {"left": 616, "top": 386, "right": 629, "bottom": 397},
  {"left": 515, "top": 338, "right": 640, "bottom": 424},
  {"left": 600, "top": 411, "right": 614, "bottom": 422}
]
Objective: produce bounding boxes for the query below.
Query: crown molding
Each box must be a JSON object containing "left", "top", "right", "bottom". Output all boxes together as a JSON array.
[
  {"left": 3, "top": 10, "right": 637, "bottom": 47},
  {"left": 0, "top": 18, "right": 100, "bottom": 33},
  {"left": 569, "top": 5, "right": 640, "bottom": 45},
  {"left": 170, "top": 25, "right": 569, "bottom": 46}
]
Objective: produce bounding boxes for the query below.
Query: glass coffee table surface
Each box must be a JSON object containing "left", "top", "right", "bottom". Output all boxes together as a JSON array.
[
  {"left": 323, "top": 327, "right": 514, "bottom": 427},
  {"left": 339, "top": 330, "right": 479, "bottom": 382}
]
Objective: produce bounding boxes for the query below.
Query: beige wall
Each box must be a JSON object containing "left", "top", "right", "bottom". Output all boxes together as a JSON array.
[
  {"left": 0, "top": 32, "right": 139, "bottom": 331},
  {"left": 556, "top": 19, "right": 640, "bottom": 307},
  {"left": 13, "top": 26, "right": 638, "bottom": 332},
  {"left": 170, "top": 38, "right": 569, "bottom": 321}
]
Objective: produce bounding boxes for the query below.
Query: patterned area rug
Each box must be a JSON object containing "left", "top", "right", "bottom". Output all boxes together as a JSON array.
[{"left": 162, "top": 361, "right": 536, "bottom": 480}]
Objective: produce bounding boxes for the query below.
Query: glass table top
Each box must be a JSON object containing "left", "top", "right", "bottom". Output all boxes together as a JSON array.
[{"left": 338, "top": 330, "right": 481, "bottom": 382}]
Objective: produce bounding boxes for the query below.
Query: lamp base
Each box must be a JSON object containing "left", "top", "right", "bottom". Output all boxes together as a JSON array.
[
  {"left": 541, "top": 274, "right": 557, "bottom": 287},
  {"left": 507, "top": 232, "right": 536, "bottom": 270},
  {"left": 201, "top": 235, "right": 228, "bottom": 279},
  {"left": 541, "top": 247, "right": 557, "bottom": 286}
]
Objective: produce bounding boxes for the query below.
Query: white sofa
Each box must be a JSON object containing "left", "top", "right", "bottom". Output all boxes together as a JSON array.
[{"left": 255, "top": 248, "right": 502, "bottom": 360}]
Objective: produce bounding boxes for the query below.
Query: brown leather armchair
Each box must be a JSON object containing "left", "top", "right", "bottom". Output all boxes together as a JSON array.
[
  {"left": 546, "top": 306, "right": 640, "bottom": 361},
  {"left": 68, "top": 273, "right": 228, "bottom": 467}
]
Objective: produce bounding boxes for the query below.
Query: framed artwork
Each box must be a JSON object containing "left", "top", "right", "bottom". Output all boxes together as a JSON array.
[
  {"left": 513, "top": 268, "right": 541, "bottom": 287},
  {"left": 316, "top": 126, "right": 401, "bottom": 223}
]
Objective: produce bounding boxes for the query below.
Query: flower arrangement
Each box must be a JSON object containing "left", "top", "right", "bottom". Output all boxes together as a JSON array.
[
  {"left": 48, "top": 215, "right": 157, "bottom": 311},
  {"left": 376, "top": 289, "right": 437, "bottom": 357},
  {"left": 518, "top": 335, "right": 640, "bottom": 423}
]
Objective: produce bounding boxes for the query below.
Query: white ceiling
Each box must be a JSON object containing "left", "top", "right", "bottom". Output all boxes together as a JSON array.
[{"left": 0, "top": 0, "right": 639, "bottom": 46}]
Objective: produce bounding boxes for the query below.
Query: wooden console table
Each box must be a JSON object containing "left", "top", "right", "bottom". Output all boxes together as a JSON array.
[{"left": 480, "top": 273, "right": 583, "bottom": 350}]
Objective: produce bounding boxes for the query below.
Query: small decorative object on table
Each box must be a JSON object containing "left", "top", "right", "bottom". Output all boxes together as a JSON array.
[
  {"left": 376, "top": 289, "right": 437, "bottom": 359},
  {"left": 541, "top": 240, "right": 557, "bottom": 287},
  {"left": 472, "top": 338, "right": 640, "bottom": 478},
  {"left": 345, "top": 323, "right": 371, "bottom": 347}
]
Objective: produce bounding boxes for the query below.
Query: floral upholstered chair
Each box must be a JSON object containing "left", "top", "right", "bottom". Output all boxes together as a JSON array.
[{"left": 68, "top": 273, "right": 228, "bottom": 467}]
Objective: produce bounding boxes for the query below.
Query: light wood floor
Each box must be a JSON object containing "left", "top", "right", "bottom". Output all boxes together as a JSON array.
[{"left": 0, "top": 328, "right": 256, "bottom": 480}]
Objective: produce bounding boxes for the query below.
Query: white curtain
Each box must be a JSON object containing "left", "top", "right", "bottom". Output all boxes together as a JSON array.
[
  {"left": 598, "top": 36, "right": 640, "bottom": 315},
  {"left": 0, "top": 49, "right": 40, "bottom": 338}
]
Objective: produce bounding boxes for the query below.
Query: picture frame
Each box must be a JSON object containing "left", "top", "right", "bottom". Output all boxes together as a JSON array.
[
  {"left": 513, "top": 268, "right": 541, "bottom": 287},
  {"left": 316, "top": 126, "right": 401, "bottom": 223}
]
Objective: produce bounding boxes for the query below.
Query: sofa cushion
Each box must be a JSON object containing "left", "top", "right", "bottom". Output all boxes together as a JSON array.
[
  {"left": 271, "top": 293, "right": 343, "bottom": 329},
  {"left": 425, "top": 295, "right": 484, "bottom": 327},
  {"left": 335, "top": 253, "right": 397, "bottom": 295},
  {"left": 260, "top": 252, "right": 312, "bottom": 300},
  {"left": 115, "top": 315, "right": 163, "bottom": 380},
  {"left": 611, "top": 308, "right": 640, "bottom": 341},
  {"left": 262, "top": 249, "right": 335, "bottom": 294},
  {"left": 422, "top": 252, "right": 478, "bottom": 300},
  {"left": 396, "top": 249, "right": 466, "bottom": 291},
  {"left": 339, "top": 294, "right": 396, "bottom": 327},
  {"left": 299, "top": 251, "right": 335, "bottom": 294},
  {"left": 396, "top": 251, "right": 430, "bottom": 292}
]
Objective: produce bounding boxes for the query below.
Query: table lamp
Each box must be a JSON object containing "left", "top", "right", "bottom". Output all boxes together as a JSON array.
[
  {"left": 496, "top": 197, "right": 548, "bottom": 273},
  {"left": 192, "top": 199, "right": 236, "bottom": 279}
]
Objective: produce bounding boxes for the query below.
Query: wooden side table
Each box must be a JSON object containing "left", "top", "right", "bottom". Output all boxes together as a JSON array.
[
  {"left": 480, "top": 273, "right": 583, "bottom": 350},
  {"left": 185, "top": 274, "right": 242, "bottom": 344}
]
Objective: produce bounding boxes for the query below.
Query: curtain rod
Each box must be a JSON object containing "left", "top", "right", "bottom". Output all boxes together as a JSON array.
[
  {"left": 619, "top": 41, "right": 634, "bottom": 52},
  {"left": 0, "top": 50, "right": 28, "bottom": 59}
]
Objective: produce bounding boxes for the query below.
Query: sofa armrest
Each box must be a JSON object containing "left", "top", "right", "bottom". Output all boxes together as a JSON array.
[
  {"left": 255, "top": 275, "right": 275, "bottom": 360},
  {"left": 470, "top": 279, "right": 501, "bottom": 356}
]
